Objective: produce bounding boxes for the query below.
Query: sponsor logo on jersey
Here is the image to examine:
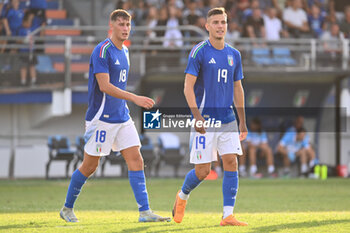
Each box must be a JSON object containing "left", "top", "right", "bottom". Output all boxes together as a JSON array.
[
  {"left": 115, "top": 59, "right": 120, "bottom": 65},
  {"left": 209, "top": 58, "right": 216, "bottom": 64}
]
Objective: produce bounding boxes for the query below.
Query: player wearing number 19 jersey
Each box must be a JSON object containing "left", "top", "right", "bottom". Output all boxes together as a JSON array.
[
  {"left": 59, "top": 9, "right": 170, "bottom": 223},
  {"left": 172, "top": 7, "right": 248, "bottom": 226}
]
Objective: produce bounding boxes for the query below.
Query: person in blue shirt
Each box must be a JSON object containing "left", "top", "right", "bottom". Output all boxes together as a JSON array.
[
  {"left": 17, "top": 11, "right": 37, "bottom": 85},
  {"left": 172, "top": 7, "right": 248, "bottom": 227},
  {"left": 239, "top": 118, "right": 276, "bottom": 178},
  {"left": 277, "top": 125, "right": 316, "bottom": 177},
  {"left": 2, "top": 0, "right": 23, "bottom": 36},
  {"left": 308, "top": 4, "right": 325, "bottom": 38},
  {"left": 60, "top": 9, "right": 170, "bottom": 223},
  {"left": 27, "top": 0, "right": 47, "bottom": 54}
]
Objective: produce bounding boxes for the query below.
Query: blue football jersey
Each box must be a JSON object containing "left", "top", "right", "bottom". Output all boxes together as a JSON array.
[
  {"left": 85, "top": 38, "right": 130, "bottom": 123},
  {"left": 185, "top": 40, "right": 244, "bottom": 123},
  {"left": 280, "top": 131, "right": 309, "bottom": 154},
  {"left": 246, "top": 132, "right": 268, "bottom": 146}
]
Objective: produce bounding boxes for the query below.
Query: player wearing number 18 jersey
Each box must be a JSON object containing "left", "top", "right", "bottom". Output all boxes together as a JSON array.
[
  {"left": 59, "top": 9, "right": 169, "bottom": 223},
  {"left": 172, "top": 7, "right": 248, "bottom": 226}
]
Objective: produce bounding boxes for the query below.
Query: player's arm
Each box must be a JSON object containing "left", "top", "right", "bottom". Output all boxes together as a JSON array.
[
  {"left": 233, "top": 80, "right": 247, "bottom": 141},
  {"left": 184, "top": 73, "right": 206, "bottom": 134},
  {"left": 96, "top": 73, "right": 154, "bottom": 109},
  {"left": 2, "top": 18, "right": 11, "bottom": 36}
]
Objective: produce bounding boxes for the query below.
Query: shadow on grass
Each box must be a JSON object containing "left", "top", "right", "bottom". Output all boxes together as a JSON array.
[
  {"left": 119, "top": 224, "right": 219, "bottom": 233},
  {"left": 250, "top": 219, "right": 350, "bottom": 233}
]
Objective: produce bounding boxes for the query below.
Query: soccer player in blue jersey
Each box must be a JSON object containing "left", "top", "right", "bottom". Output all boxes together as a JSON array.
[
  {"left": 172, "top": 7, "right": 248, "bottom": 226},
  {"left": 60, "top": 9, "right": 170, "bottom": 223},
  {"left": 239, "top": 118, "right": 275, "bottom": 178}
]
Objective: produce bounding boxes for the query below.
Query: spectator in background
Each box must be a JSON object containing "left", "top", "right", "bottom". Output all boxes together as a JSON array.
[
  {"left": 27, "top": 0, "right": 47, "bottom": 54},
  {"left": 277, "top": 127, "right": 315, "bottom": 177},
  {"left": 263, "top": 7, "right": 286, "bottom": 40},
  {"left": 257, "top": 0, "right": 280, "bottom": 13},
  {"left": 226, "top": 20, "right": 241, "bottom": 41},
  {"left": 321, "top": 23, "right": 344, "bottom": 60},
  {"left": 308, "top": 4, "right": 325, "bottom": 38},
  {"left": 133, "top": 1, "right": 147, "bottom": 26},
  {"left": 243, "top": 7, "right": 265, "bottom": 43},
  {"left": 339, "top": 6, "right": 350, "bottom": 38},
  {"left": 241, "top": 0, "right": 260, "bottom": 24},
  {"left": 3, "top": 0, "right": 24, "bottom": 37},
  {"left": 0, "top": 0, "right": 9, "bottom": 53},
  {"left": 144, "top": 6, "right": 158, "bottom": 46},
  {"left": 17, "top": 11, "right": 37, "bottom": 86},
  {"left": 192, "top": 16, "right": 207, "bottom": 41},
  {"left": 183, "top": 0, "right": 203, "bottom": 39},
  {"left": 283, "top": 0, "right": 310, "bottom": 38},
  {"left": 163, "top": 6, "right": 183, "bottom": 48},
  {"left": 155, "top": 6, "right": 168, "bottom": 39},
  {"left": 183, "top": 0, "right": 202, "bottom": 26},
  {"left": 239, "top": 118, "right": 276, "bottom": 178}
]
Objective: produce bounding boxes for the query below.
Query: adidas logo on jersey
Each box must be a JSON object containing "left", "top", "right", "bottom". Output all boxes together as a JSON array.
[
  {"left": 209, "top": 58, "right": 216, "bottom": 64},
  {"left": 115, "top": 59, "right": 120, "bottom": 65}
]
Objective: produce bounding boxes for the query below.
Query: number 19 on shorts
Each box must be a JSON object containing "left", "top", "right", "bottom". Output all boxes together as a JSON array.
[
  {"left": 95, "top": 130, "right": 106, "bottom": 143},
  {"left": 195, "top": 136, "right": 206, "bottom": 149}
]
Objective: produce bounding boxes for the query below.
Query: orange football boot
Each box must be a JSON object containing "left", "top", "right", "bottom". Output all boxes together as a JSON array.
[
  {"left": 172, "top": 190, "right": 187, "bottom": 223},
  {"left": 220, "top": 215, "right": 248, "bottom": 226}
]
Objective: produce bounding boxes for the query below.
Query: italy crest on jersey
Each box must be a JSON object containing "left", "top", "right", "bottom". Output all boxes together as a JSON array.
[{"left": 228, "top": 55, "right": 234, "bottom": 66}]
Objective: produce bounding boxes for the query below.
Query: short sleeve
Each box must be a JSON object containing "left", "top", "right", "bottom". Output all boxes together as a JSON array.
[
  {"left": 92, "top": 48, "right": 109, "bottom": 74},
  {"left": 280, "top": 132, "right": 292, "bottom": 146},
  {"left": 184, "top": 46, "right": 202, "bottom": 77},
  {"left": 234, "top": 51, "right": 244, "bottom": 81}
]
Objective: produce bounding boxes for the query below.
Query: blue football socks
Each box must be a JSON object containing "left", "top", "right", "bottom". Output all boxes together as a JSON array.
[
  {"left": 181, "top": 169, "right": 202, "bottom": 195},
  {"left": 128, "top": 170, "right": 150, "bottom": 212},
  {"left": 222, "top": 171, "right": 238, "bottom": 214},
  {"left": 64, "top": 169, "right": 88, "bottom": 208}
]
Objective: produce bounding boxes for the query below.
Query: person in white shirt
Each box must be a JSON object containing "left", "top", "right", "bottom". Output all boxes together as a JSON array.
[
  {"left": 263, "top": 7, "right": 286, "bottom": 40},
  {"left": 283, "top": 0, "right": 309, "bottom": 38}
]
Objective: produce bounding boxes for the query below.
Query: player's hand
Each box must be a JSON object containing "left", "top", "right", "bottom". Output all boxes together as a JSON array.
[
  {"left": 195, "top": 116, "right": 206, "bottom": 134},
  {"left": 239, "top": 123, "right": 248, "bottom": 141},
  {"left": 133, "top": 96, "right": 155, "bottom": 109}
]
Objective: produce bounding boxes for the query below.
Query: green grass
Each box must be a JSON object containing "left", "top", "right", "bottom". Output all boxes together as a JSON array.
[{"left": 0, "top": 178, "right": 350, "bottom": 232}]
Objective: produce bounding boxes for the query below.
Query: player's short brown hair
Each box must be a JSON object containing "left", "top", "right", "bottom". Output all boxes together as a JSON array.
[
  {"left": 110, "top": 9, "right": 131, "bottom": 22},
  {"left": 207, "top": 7, "right": 227, "bottom": 19}
]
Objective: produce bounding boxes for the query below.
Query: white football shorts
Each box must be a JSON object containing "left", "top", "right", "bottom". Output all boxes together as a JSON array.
[
  {"left": 189, "top": 120, "right": 242, "bottom": 164},
  {"left": 84, "top": 119, "right": 141, "bottom": 156}
]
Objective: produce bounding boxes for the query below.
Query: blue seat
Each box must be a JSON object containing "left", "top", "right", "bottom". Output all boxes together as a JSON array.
[
  {"left": 47, "top": 135, "right": 76, "bottom": 179},
  {"left": 273, "top": 47, "right": 297, "bottom": 66},
  {"left": 36, "top": 55, "right": 56, "bottom": 73},
  {"left": 252, "top": 48, "right": 274, "bottom": 66}
]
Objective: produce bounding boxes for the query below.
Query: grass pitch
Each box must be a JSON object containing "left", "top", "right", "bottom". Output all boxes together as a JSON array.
[{"left": 0, "top": 178, "right": 349, "bottom": 232}]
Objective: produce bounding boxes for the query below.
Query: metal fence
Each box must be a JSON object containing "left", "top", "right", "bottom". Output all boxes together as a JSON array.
[{"left": 0, "top": 25, "right": 349, "bottom": 89}]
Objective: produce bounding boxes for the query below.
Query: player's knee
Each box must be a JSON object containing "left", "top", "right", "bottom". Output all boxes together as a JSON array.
[
  {"left": 80, "top": 163, "right": 98, "bottom": 176},
  {"left": 196, "top": 167, "right": 211, "bottom": 180}
]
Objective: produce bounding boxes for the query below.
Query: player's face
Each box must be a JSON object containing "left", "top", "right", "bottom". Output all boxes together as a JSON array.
[
  {"left": 206, "top": 14, "right": 227, "bottom": 40},
  {"left": 110, "top": 17, "right": 131, "bottom": 41}
]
